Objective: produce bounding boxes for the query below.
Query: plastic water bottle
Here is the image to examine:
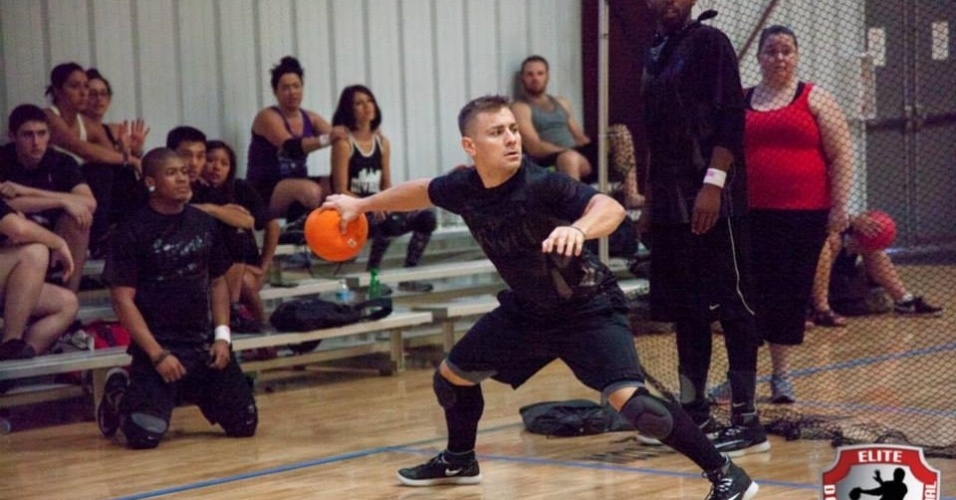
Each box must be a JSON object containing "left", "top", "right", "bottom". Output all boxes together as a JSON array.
[
  {"left": 335, "top": 279, "right": 354, "bottom": 304},
  {"left": 368, "top": 268, "right": 382, "bottom": 299}
]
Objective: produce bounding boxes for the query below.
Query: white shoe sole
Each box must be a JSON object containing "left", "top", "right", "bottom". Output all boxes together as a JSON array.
[
  {"left": 396, "top": 472, "right": 482, "bottom": 486},
  {"left": 723, "top": 439, "right": 772, "bottom": 458},
  {"left": 743, "top": 481, "right": 760, "bottom": 499}
]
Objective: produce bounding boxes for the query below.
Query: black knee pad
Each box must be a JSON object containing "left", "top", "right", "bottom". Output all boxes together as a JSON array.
[
  {"left": 619, "top": 388, "right": 674, "bottom": 439},
  {"left": 220, "top": 402, "right": 258, "bottom": 438},
  {"left": 122, "top": 412, "right": 168, "bottom": 450},
  {"left": 433, "top": 370, "right": 457, "bottom": 409}
]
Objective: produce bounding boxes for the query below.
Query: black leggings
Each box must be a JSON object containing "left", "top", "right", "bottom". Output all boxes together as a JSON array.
[{"left": 366, "top": 210, "right": 437, "bottom": 270}]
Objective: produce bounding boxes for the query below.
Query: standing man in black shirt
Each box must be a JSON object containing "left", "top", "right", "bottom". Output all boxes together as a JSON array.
[
  {"left": 322, "top": 95, "right": 758, "bottom": 499},
  {"left": 640, "top": 0, "right": 767, "bottom": 457},
  {"left": 100, "top": 147, "right": 257, "bottom": 449}
]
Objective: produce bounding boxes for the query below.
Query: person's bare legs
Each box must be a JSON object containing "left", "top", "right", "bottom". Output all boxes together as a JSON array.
[
  {"left": 553, "top": 150, "right": 592, "bottom": 181},
  {"left": 269, "top": 178, "right": 323, "bottom": 220},
  {"left": 225, "top": 263, "right": 245, "bottom": 303},
  {"left": 0, "top": 244, "right": 49, "bottom": 343},
  {"left": 809, "top": 232, "right": 848, "bottom": 327},
  {"left": 769, "top": 343, "right": 792, "bottom": 377},
  {"left": 241, "top": 271, "right": 266, "bottom": 323},
  {"left": 25, "top": 283, "right": 78, "bottom": 354},
  {"left": 860, "top": 250, "right": 907, "bottom": 301},
  {"left": 55, "top": 215, "right": 90, "bottom": 293},
  {"left": 811, "top": 233, "right": 840, "bottom": 312}
]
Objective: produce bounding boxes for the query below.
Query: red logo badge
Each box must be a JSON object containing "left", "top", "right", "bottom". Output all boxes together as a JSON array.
[{"left": 822, "top": 444, "right": 941, "bottom": 499}]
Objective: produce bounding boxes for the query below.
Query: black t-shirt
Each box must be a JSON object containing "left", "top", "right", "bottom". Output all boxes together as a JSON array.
[
  {"left": 0, "top": 143, "right": 86, "bottom": 227},
  {"left": 103, "top": 205, "right": 231, "bottom": 349},
  {"left": 428, "top": 160, "right": 621, "bottom": 316},
  {"left": 642, "top": 20, "right": 748, "bottom": 224}
]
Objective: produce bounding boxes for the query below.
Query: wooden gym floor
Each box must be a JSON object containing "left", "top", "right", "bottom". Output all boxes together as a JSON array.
[{"left": 1, "top": 264, "right": 954, "bottom": 499}]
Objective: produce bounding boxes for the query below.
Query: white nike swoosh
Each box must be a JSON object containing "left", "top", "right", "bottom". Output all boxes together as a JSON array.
[
  {"left": 709, "top": 304, "right": 720, "bottom": 310},
  {"left": 444, "top": 468, "right": 462, "bottom": 476}
]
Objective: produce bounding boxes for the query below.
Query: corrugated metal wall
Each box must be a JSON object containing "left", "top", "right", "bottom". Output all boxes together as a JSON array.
[{"left": 0, "top": 0, "right": 582, "bottom": 182}]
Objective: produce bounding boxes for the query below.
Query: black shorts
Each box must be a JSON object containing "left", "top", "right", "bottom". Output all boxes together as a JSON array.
[
  {"left": 445, "top": 290, "right": 645, "bottom": 394},
  {"left": 649, "top": 217, "right": 756, "bottom": 322},
  {"left": 122, "top": 346, "right": 255, "bottom": 428},
  {"left": 253, "top": 176, "right": 329, "bottom": 209},
  {"left": 222, "top": 226, "right": 262, "bottom": 266},
  {"left": 751, "top": 209, "right": 828, "bottom": 345}
]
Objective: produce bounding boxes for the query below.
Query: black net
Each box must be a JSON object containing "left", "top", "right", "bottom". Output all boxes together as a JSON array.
[{"left": 626, "top": 0, "right": 956, "bottom": 458}]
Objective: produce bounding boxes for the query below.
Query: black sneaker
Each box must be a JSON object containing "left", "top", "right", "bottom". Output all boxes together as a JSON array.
[
  {"left": 398, "top": 281, "right": 433, "bottom": 293},
  {"left": 278, "top": 215, "right": 308, "bottom": 245},
  {"left": 397, "top": 451, "right": 481, "bottom": 486},
  {"left": 704, "top": 459, "right": 759, "bottom": 500},
  {"left": 97, "top": 368, "right": 128, "bottom": 437},
  {"left": 0, "top": 338, "right": 36, "bottom": 361},
  {"left": 713, "top": 413, "right": 771, "bottom": 457},
  {"left": 894, "top": 296, "right": 943, "bottom": 316}
]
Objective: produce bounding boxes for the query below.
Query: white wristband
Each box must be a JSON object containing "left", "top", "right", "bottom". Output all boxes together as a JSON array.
[
  {"left": 214, "top": 325, "right": 231, "bottom": 345},
  {"left": 318, "top": 133, "right": 331, "bottom": 148},
  {"left": 703, "top": 168, "right": 727, "bottom": 188}
]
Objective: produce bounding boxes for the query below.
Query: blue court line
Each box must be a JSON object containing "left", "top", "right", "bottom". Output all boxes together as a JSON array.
[
  {"left": 750, "top": 340, "right": 956, "bottom": 418},
  {"left": 113, "top": 446, "right": 402, "bottom": 499},
  {"left": 114, "top": 439, "right": 956, "bottom": 499},
  {"left": 788, "top": 341, "right": 956, "bottom": 379}
]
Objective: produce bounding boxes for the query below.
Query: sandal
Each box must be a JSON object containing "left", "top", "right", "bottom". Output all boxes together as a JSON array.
[{"left": 811, "top": 309, "right": 847, "bottom": 328}]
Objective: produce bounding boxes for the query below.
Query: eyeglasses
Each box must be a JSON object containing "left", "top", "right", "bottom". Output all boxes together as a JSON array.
[{"left": 89, "top": 90, "right": 112, "bottom": 99}]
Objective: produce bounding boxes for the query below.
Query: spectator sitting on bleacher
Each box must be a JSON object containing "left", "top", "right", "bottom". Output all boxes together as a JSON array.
[
  {"left": 168, "top": 129, "right": 265, "bottom": 332},
  {"left": 247, "top": 56, "right": 348, "bottom": 234},
  {"left": 331, "top": 85, "right": 436, "bottom": 293},
  {"left": 811, "top": 211, "right": 943, "bottom": 326},
  {"left": 0, "top": 198, "right": 78, "bottom": 361},
  {"left": 511, "top": 55, "right": 644, "bottom": 209},
  {"left": 43, "top": 63, "right": 141, "bottom": 277},
  {"left": 99, "top": 147, "right": 257, "bottom": 449},
  {"left": 0, "top": 104, "right": 96, "bottom": 293},
  {"left": 199, "top": 140, "right": 279, "bottom": 332},
  {"left": 82, "top": 68, "right": 149, "bottom": 258},
  {"left": 166, "top": 126, "right": 212, "bottom": 187}
]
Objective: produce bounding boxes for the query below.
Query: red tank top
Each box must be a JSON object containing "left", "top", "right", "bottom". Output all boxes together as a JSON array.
[{"left": 745, "top": 82, "right": 831, "bottom": 210}]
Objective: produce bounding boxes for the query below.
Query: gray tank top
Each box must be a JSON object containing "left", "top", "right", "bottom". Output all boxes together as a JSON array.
[{"left": 528, "top": 96, "right": 576, "bottom": 148}]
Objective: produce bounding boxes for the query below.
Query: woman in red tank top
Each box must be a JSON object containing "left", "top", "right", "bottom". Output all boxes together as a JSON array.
[{"left": 742, "top": 26, "right": 853, "bottom": 404}]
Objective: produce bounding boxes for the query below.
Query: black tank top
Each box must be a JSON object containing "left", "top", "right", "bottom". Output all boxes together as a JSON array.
[{"left": 346, "top": 135, "right": 383, "bottom": 197}]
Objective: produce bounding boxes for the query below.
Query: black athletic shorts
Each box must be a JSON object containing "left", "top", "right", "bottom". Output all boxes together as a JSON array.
[
  {"left": 750, "top": 209, "right": 828, "bottom": 345},
  {"left": 649, "top": 217, "right": 756, "bottom": 322},
  {"left": 445, "top": 289, "right": 645, "bottom": 393},
  {"left": 122, "top": 345, "right": 255, "bottom": 428}
]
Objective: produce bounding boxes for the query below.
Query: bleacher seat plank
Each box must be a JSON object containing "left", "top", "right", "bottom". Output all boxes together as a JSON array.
[
  {"left": 233, "top": 310, "right": 433, "bottom": 375},
  {"left": 258, "top": 279, "right": 340, "bottom": 301},
  {"left": 0, "top": 348, "right": 130, "bottom": 381},
  {"left": 343, "top": 259, "right": 496, "bottom": 288}
]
